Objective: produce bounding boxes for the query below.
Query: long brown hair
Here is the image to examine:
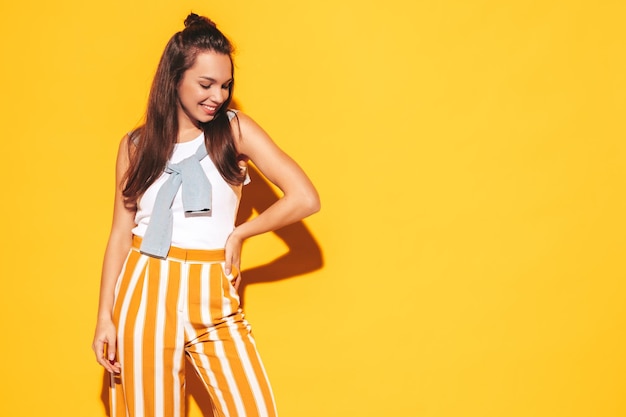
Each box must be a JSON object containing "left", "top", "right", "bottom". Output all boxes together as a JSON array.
[{"left": 123, "top": 13, "right": 245, "bottom": 207}]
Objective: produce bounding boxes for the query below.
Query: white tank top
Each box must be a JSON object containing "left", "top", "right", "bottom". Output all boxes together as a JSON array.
[{"left": 132, "top": 132, "right": 242, "bottom": 250}]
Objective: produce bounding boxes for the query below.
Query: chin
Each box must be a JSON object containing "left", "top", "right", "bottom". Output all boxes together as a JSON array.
[{"left": 198, "top": 114, "right": 216, "bottom": 123}]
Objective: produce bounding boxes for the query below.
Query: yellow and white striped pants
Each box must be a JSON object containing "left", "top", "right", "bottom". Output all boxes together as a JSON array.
[{"left": 110, "top": 236, "right": 277, "bottom": 417}]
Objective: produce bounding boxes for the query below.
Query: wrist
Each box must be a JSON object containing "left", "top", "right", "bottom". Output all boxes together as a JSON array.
[
  {"left": 97, "top": 313, "right": 113, "bottom": 323},
  {"left": 229, "top": 227, "right": 247, "bottom": 242}
]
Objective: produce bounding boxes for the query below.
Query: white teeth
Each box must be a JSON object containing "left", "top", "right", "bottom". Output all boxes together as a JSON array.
[{"left": 203, "top": 105, "right": 216, "bottom": 111}]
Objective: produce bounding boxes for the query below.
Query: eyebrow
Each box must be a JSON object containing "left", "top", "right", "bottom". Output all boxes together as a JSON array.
[{"left": 199, "top": 76, "right": 233, "bottom": 84}]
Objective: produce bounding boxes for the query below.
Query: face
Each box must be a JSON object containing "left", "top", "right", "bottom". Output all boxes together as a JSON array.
[{"left": 176, "top": 51, "right": 233, "bottom": 127}]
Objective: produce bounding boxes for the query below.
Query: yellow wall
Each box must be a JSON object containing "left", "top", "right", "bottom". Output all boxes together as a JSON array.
[{"left": 1, "top": 1, "right": 625, "bottom": 416}]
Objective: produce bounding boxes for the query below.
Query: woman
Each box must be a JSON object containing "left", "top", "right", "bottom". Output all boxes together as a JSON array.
[{"left": 92, "top": 13, "right": 320, "bottom": 417}]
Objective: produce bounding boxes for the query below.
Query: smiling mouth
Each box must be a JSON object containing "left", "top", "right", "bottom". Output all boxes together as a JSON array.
[{"left": 202, "top": 104, "right": 217, "bottom": 113}]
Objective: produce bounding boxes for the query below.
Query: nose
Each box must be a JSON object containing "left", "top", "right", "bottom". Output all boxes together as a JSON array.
[{"left": 209, "top": 86, "right": 228, "bottom": 104}]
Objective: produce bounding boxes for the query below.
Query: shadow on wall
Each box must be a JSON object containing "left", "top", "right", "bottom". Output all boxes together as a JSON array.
[
  {"left": 235, "top": 165, "right": 324, "bottom": 307},
  {"left": 99, "top": 165, "right": 324, "bottom": 416}
]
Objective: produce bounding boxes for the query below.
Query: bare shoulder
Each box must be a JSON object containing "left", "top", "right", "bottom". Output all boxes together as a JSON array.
[
  {"left": 114, "top": 132, "right": 136, "bottom": 177},
  {"left": 228, "top": 111, "right": 317, "bottom": 199},
  {"left": 230, "top": 111, "right": 269, "bottom": 140},
  {"left": 119, "top": 133, "right": 131, "bottom": 151},
  {"left": 229, "top": 111, "right": 277, "bottom": 158},
  {"left": 230, "top": 110, "right": 259, "bottom": 130},
  {"left": 119, "top": 129, "right": 141, "bottom": 157}
]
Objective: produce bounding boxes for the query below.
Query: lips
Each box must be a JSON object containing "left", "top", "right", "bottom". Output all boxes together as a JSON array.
[{"left": 201, "top": 104, "right": 218, "bottom": 116}]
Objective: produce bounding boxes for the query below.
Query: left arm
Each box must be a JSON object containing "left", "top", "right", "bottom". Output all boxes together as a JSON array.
[{"left": 224, "top": 112, "right": 321, "bottom": 275}]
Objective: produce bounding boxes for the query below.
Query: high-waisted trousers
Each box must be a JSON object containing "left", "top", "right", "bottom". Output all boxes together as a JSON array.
[{"left": 110, "top": 236, "right": 277, "bottom": 417}]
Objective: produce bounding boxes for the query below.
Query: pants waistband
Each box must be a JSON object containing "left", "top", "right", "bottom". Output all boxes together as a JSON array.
[{"left": 132, "top": 235, "right": 225, "bottom": 262}]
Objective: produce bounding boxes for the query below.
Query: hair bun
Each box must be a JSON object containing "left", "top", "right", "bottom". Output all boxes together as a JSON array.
[{"left": 184, "top": 13, "right": 217, "bottom": 29}]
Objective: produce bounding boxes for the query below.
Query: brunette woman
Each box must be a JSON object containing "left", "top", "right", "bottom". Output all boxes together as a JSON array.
[{"left": 92, "top": 13, "right": 320, "bottom": 417}]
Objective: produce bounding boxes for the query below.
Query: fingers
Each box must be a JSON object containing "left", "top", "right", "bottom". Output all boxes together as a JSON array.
[
  {"left": 93, "top": 332, "right": 121, "bottom": 374},
  {"left": 225, "top": 252, "right": 241, "bottom": 277},
  {"left": 224, "top": 234, "right": 241, "bottom": 276},
  {"left": 107, "top": 341, "right": 116, "bottom": 362},
  {"left": 95, "top": 346, "right": 119, "bottom": 374},
  {"left": 92, "top": 339, "right": 104, "bottom": 365},
  {"left": 107, "top": 357, "right": 121, "bottom": 375},
  {"left": 224, "top": 231, "right": 243, "bottom": 288},
  {"left": 224, "top": 238, "right": 232, "bottom": 275}
]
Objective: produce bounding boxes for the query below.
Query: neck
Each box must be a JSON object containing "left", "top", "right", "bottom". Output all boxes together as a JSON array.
[
  {"left": 177, "top": 120, "right": 203, "bottom": 144},
  {"left": 177, "top": 126, "right": 203, "bottom": 143},
  {"left": 176, "top": 104, "right": 203, "bottom": 143}
]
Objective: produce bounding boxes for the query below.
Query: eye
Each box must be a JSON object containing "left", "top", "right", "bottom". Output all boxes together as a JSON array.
[
  {"left": 200, "top": 84, "right": 211, "bottom": 89},
  {"left": 221, "top": 84, "right": 231, "bottom": 90}
]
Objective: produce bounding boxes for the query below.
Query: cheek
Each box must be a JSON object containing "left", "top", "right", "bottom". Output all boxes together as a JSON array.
[{"left": 180, "top": 86, "right": 199, "bottom": 104}]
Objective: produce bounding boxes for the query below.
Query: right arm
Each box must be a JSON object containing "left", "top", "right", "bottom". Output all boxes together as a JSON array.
[{"left": 92, "top": 135, "right": 137, "bottom": 374}]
